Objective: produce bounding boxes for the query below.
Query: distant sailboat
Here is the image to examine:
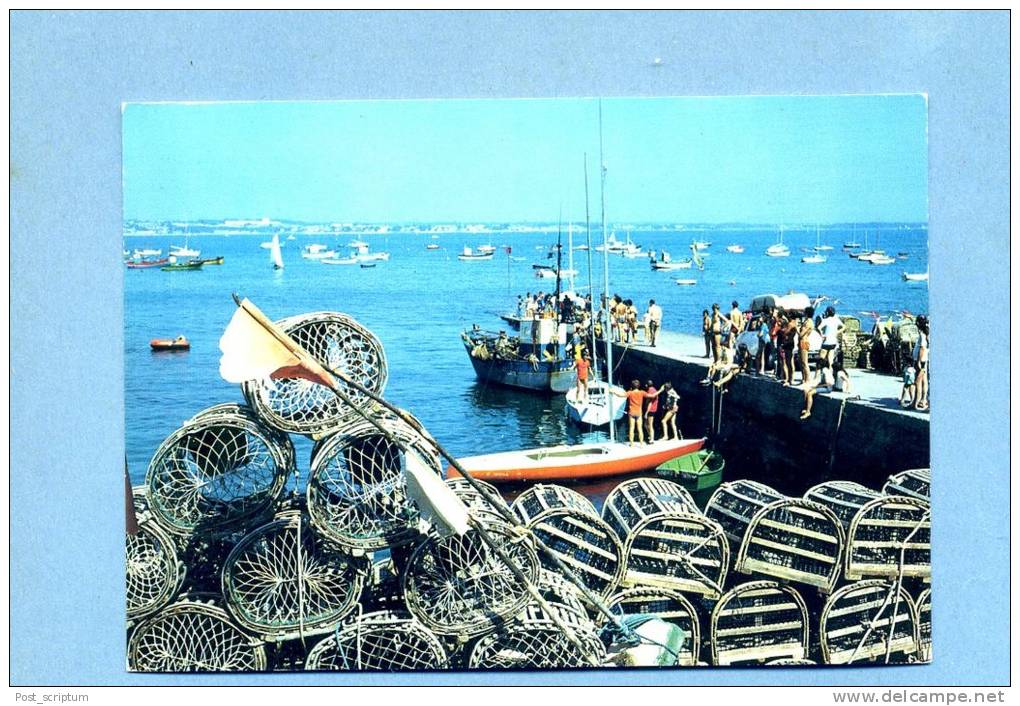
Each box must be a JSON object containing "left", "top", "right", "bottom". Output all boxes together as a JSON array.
[
  {"left": 765, "top": 227, "right": 790, "bottom": 257},
  {"left": 270, "top": 233, "right": 284, "bottom": 270},
  {"left": 802, "top": 227, "right": 828, "bottom": 263}
]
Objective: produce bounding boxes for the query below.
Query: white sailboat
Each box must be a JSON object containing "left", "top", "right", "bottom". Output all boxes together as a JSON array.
[
  {"left": 565, "top": 152, "right": 624, "bottom": 428},
  {"left": 765, "top": 226, "right": 790, "bottom": 257},
  {"left": 269, "top": 233, "right": 284, "bottom": 270},
  {"left": 802, "top": 226, "right": 828, "bottom": 263}
]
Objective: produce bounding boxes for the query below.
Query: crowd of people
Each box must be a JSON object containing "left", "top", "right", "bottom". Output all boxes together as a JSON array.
[
  {"left": 697, "top": 300, "right": 930, "bottom": 418},
  {"left": 606, "top": 294, "right": 663, "bottom": 346}
]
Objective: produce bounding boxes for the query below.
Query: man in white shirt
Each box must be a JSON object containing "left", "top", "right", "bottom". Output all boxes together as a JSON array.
[
  {"left": 647, "top": 299, "right": 663, "bottom": 346},
  {"left": 817, "top": 306, "right": 844, "bottom": 369}
]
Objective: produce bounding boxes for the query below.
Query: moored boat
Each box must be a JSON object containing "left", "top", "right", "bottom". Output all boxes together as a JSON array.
[
  {"left": 161, "top": 261, "right": 203, "bottom": 271},
  {"left": 321, "top": 256, "right": 359, "bottom": 265},
  {"left": 652, "top": 260, "right": 692, "bottom": 271},
  {"left": 565, "top": 380, "right": 626, "bottom": 427},
  {"left": 674, "top": 278, "right": 698, "bottom": 286},
  {"left": 302, "top": 244, "right": 337, "bottom": 260},
  {"left": 902, "top": 271, "right": 929, "bottom": 282},
  {"left": 725, "top": 245, "right": 744, "bottom": 253},
  {"left": 125, "top": 257, "right": 169, "bottom": 269},
  {"left": 656, "top": 449, "right": 725, "bottom": 494},
  {"left": 458, "top": 246, "right": 494, "bottom": 261},
  {"left": 150, "top": 336, "right": 190, "bottom": 351},
  {"left": 451, "top": 437, "right": 706, "bottom": 483},
  {"left": 197, "top": 256, "right": 224, "bottom": 265}
]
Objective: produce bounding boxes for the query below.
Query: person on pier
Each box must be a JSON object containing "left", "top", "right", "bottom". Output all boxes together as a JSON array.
[
  {"left": 728, "top": 300, "right": 744, "bottom": 350},
  {"left": 710, "top": 303, "right": 723, "bottom": 362},
  {"left": 613, "top": 379, "right": 663, "bottom": 446},
  {"left": 647, "top": 299, "right": 663, "bottom": 346},
  {"left": 702, "top": 309, "right": 713, "bottom": 358}
]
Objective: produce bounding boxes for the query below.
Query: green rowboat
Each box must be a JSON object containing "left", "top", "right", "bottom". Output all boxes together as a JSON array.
[{"left": 656, "top": 449, "right": 725, "bottom": 493}]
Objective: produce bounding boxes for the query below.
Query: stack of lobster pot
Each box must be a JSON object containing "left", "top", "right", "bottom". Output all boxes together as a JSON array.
[
  {"left": 511, "top": 484, "right": 624, "bottom": 600},
  {"left": 710, "top": 581, "right": 810, "bottom": 666},
  {"left": 603, "top": 478, "right": 729, "bottom": 600}
]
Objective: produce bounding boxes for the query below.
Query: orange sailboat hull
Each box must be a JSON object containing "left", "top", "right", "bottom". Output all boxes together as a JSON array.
[{"left": 450, "top": 438, "right": 706, "bottom": 483}]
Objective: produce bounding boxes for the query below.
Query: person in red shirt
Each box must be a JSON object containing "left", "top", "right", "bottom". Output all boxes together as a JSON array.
[
  {"left": 613, "top": 379, "right": 663, "bottom": 446},
  {"left": 575, "top": 355, "right": 591, "bottom": 402},
  {"left": 644, "top": 379, "right": 660, "bottom": 443}
]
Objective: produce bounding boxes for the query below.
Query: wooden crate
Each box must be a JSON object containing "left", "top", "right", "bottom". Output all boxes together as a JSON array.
[
  {"left": 736, "top": 498, "right": 845, "bottom": 592},
  {"left": 883, "top": 468, "right": 931, "bottom": 501},
  {"left": 710, "top": 581, "right": 810, "bottom": 666},
  {"left": 915, "top": 587, "right": 932, "bottom": 663},
  {"left": 512, "top": 483, "right": 598, "bottom": 523},
  {"left": 820, "top": 580, "right": 919, "bottom": 664},
  {"left": 601, "top": 477, "right": 697, "bottom": 541},
  {"left": 804, "top": 480, "right": 883, "bottom": 529},
  {"left": 605, "top": 587, "right": 702, "bottom": 666},
  {"left": 622, "top": 511, "right": 729, "bottom": 598},
  {"left": 705, "top": 480, "right": 786, "bottom": 547},
  {"left": 845, "top": 496, "right": 931, "bottom": 581}
]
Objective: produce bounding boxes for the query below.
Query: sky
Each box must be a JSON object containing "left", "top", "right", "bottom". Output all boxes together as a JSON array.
[{"left": 122, "top": 95, "right": 928, "bottom": 224}]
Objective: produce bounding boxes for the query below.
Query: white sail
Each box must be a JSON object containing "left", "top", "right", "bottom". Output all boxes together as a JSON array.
[{"left": 270, "top": 233, "right": 284, "bottom": 269}]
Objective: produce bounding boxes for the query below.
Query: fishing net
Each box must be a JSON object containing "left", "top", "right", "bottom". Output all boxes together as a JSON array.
[
  {"left": 305, "top": 610, "right": 449, "bottom": 671},
  {"left": 307, "top": 413, "right": 443, "bottom": 551},
  {"left": 128, "top": 595, "right": 266, "bottom": 672},
  {"left": 403, "top": 520, "right": 539, "bottom": 637},
  {"left": 221, "top": 510, "right": 368, "bottom": 641},
  {"left": 820, "top": 580, "right": 918, "bottom": 664},
  {"left": 467, "top": 602, "right": 605, "bottom": 669},
  {"left": 145, "top": 405, "right": 293, "bottom": 536},
  {"left": 241, "top": 312, "right": 387, "bottom": 438},
  {"left": 736, "top": 498, "right": 845, "bottom": 592},
  {"left": 126, "top": 487, "right": 185, "bottom": 620},
  {"left": 710, "top": 581, "right": 809, "bottom": 666},
  {"left": 605, "top": 587, "right": 701, "bottom": 666}
]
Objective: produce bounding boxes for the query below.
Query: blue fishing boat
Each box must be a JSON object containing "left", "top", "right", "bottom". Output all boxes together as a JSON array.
[{"left": 461, "top": 318, "right": 577, "bottom": 393}]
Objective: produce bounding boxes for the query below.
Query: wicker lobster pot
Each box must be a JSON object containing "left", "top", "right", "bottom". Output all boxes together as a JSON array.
[
  {"left": 221, "top": 510, "right": 368, "bottom": 642},
  {"left": 446, "top": 477, "right": 512, "bottom": 519},
  {"left": 601, "top": 478, "right": 697, "bottom": 540},
  {"left": 820, "top": 580, "right": 919, "bottom": 664},
  {"left": 241, "top": 311, "right": 388, "bottom": 439},
  {"left": 735, "top": 498, "right": 845, "bottom": 592},
  {"left": 185, "top": 403, "right": 296, "bottom": 469},
  {"left": 128, "top": 594, "right": 266, "bottom": 672},
  {"left": 883, "top": 468, "right": 931, "bottom": 501},
  {"left": 845, "top": 496, "right": 931, "bottom": 581},
  {"left": 305, "top": 610, "right": 449, "bottom": 671},
  {"left": 307, "top": 413, "right": 443, "bottom": 552},
  {"left": 803, "top": 481, "right": 883, "bottom": 529},
  {"left": 605, "top": 587, "right": 702, "bottom": 666},
  {"left": 467, "top": 602, "right": 605, "bottom": 669},
  {"left": 915, "top": 588, "right": 932, "bottom": 662},
  {"left": 127, "top": 487, "right": 186, "bottom": 621},
  {"left": 710, "top": 581, "right": 810, "bottom": 666},
  {"left": 765, "top": 658, "right": 816, "bottom": 665},
  {"left": 622, "top": 511, "right": 729, "bottom": 599},
  {"left": 403, "top": 519, "right": 540, "bottom": 638},
  {"left": 512, "top": 484, "right": 597, "bottom": 523},
  {"left": 510, "top": 484, "right": 624, "bottom": 600},
  {"left": 705, "top": 480, "right": 786, "bottom": 547},
  {"left": 145, "top": 405, "right": 293, "bottom": 536}
]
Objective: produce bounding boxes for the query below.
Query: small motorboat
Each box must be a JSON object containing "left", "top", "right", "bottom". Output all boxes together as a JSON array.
[
  {"left": 725, "top": 245, "right": 744, "bottom": 253},
  {"left": 651, "top": 260, "right": 693, "bottom": 271},
  {"left": 161, "top": 261, "right": 203, "bottom": 271},
  {"left": 452, "top": 437, "right": 706, "bottom": 483},
  {"left": 150, "top": 336, "right": 190, "bottom": 351},
  {"left": 674, "top": 278, "right": 698, "bottom": 286},
  {"left": 458, "top": 246, "right": 494, "bottom": 261},
  {"left": 801, "top": 254, "right": 827, "bottom": 264},
  {"left": 477, "top": 244, "right": 497, "bottom": 254},
  {"left": 903, "top": 271, "right": 929, "bottom": 282},
  {"left": 197, "top": 256, "right": 224, "bottom": 265},
  {"left": 869, "top": 255, "right": 896, "bottom": 265},
  {"left": 426, "top": 243, "right": 441, "bottom": 250},
  {"left": 302, "top": 244, "right": 337, "bottom": 260},
  {"left": 565, "top": 381, "right": 626, "bottom": 427},
  {"left": 360, "top": 263, "right": 377, "bottom": 269},
  {"left": 125, "top": 257, "right": 169, "bottom": 269},
  {"left": 656, "top": 449, "right": 725, "bottom": 494}
]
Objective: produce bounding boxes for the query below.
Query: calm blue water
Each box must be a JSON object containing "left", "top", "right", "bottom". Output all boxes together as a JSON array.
[{"left": 124, "top": 226, "right": 928, "bottom": 487}]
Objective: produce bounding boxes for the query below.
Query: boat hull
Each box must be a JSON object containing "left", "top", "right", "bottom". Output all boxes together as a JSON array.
[
  {"left": 656, "top": 449, "right": 725, "bottom": 491},
  {"left": 565, "top": 382, "right": 626, "bottom": 426},
  {"left": 452, "top": 438, "right": 706, "bottom": 483},
  {"left": 150, "top": 339, "right": 190, "bottom": 351},
  {"left": 465, "top": 348, "right": 576, "bottom": 392}
]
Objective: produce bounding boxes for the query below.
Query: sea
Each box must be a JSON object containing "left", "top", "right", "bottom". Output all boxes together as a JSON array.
[{"left": 124, "top": 224, "right": 928, "bottom": 501}]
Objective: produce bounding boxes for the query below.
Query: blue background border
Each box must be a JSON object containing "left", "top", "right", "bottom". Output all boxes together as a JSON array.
[{"left": 10, "top": 10, "right": 1009, "bottom": 685}]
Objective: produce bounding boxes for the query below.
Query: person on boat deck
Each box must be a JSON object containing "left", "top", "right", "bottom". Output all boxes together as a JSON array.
[
  {"left": 710, "top": 304, "right": 723, "bottom": 362},
  {"left": 575, "top": 354, "right": 591, "bottom": 402},
  {"left": 728, "top": 300, "right": 744, "bottom": 350},
  {"left": 912, "top": 315, "right": 929, "bottom": 411},
  {"left": 818, "top": 306, "right": 844, "bottom": 370},
  {"left": 494, "top": 331, "right": 513, "bottom": 358},
  {"left": 647, "top": 299, "right": 663, "bottom": 346},
  {"left": 612, "top": 379, "right": 663, "bottom": 446},
  {"left": 659, "top": 382, "right": 681, "bottom": 440},
  {"left": 643, "top": 380, "right": 660, "bottom": 443}
]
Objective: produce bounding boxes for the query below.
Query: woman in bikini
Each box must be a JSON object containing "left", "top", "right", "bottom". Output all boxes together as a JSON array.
[
  {"left": 710, "top": 303, "right": 723, "bottom": 363},
  {"left": 659, "top": 382, "right": 681, "bottom": 440},
  {"left": 702, "top": 309, "right": 712, "bottom": 358}
]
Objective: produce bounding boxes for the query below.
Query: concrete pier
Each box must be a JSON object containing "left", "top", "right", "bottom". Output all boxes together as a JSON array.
[{"left": 605, "top": 331, "right": 930, "bottom": 495}]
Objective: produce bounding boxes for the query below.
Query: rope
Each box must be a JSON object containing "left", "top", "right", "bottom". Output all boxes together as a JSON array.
[
  {"left": 884, "top": 509, "right": 930, "bottom": 664},
  {"left": 295, "top": 517, "right": 306, "bottom": 647},
  {"left": 827, "top": 397, "right": 848, "bottom": 478}
]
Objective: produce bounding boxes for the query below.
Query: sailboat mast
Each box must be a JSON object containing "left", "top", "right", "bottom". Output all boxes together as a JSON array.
[
  {"left": 598, "top": 100, "right": 615, "bottom": 443},
  {"left": 583, "top": 153, "right": 598, "bottom": 384},
  {"left": 567, "top": 223, "right": 575, "bottom": 293}
]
